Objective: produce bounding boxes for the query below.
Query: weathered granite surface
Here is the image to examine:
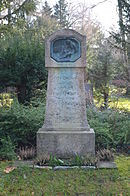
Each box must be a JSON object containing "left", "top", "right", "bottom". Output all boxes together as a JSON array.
[
  {"left": 37, "top": 29, "right": 95, "bottom": 158},
  {"left": 97, "top": 161, "right": 117, "bottom": 169},
  {"left": 43, "top": 68, "right": 89, "bottom": 129},
  {"left": 37, "top": 130, "right": 95, "bottom": 157}
]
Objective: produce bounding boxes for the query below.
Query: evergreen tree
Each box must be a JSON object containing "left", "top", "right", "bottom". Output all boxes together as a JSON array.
[
  {"left": 120, "top": 0, "right": 130, "bottom": 34},
  {"left": 117, "top": 0, "right": 130, "bottom": 95},
  {"left": 111, "top": 0, "right": 130, "bottom": 96},
  {"left": 89, "top": 39, "right": 116, "bottom": 109},
  {"left": 0, "top": 0, "right": 36, "bottom": 25},
  {"left": 53, "top": 0, "right": 69, "bottom": 28},
  {"left": 0, "top": 29, "right": 47, "bottom": 103},
  {"left": 35, "top": 1, "right": 58, "bottom": 37},
  {"left": 42, "top": 1, "right": 52, "bottom": 16}
]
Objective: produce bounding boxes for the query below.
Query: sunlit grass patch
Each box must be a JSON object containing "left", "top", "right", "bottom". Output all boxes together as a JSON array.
[
  {"left": 110, "top": 97, "right": 130, "bottom": 112},
  {"left": 94, "top": 97, "right": 130, "bottom": 112},
  {"left": 0, "top": 93, "right": 13, "bottom": 107}
]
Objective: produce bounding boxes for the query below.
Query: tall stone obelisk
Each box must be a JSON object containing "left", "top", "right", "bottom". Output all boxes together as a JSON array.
[{"left": 37, "top": 29, "right": 95, "bottom": 157}]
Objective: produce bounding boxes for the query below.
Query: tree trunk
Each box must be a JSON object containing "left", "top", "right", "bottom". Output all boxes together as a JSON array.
[
  {"left": 126, "top": 86, "right": 130, "bottom": 96},
  {"left": 7, "top": 4, "right": 11, "bottom": 24},
  {"left": 103, "top": 91, "right": 109, "bottom": 109},
  {"left": 117, "top": 0, "right": 130, "bottom": 94},
  {"left": 17, "top": 84, "right": 26, "bottom": 103}
]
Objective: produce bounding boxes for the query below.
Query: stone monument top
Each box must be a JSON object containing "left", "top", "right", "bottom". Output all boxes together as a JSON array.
[{"left": 45, "top": 29, "right": 86, "bottom": 67}]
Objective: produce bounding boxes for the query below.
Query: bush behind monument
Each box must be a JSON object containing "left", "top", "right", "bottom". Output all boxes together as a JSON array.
[{"left": 0, "top": 100, "right": 129, "bottom": 160}]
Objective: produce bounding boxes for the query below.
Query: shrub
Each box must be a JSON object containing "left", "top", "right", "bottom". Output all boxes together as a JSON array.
[
  {"left": 0, "top": 99, "right": 129, "bottom": 155},
  {"left": 0, "top": 99, "right": 45, "bottom": 147},
  {"left": 87, "top": 106, "right": 130, "bottom": 150},
  {"left": 0, "top": 30, "right": 47, "bottom": 103},
  {"left": 0, "top": 136, "right": 16, "bottom": 160}
]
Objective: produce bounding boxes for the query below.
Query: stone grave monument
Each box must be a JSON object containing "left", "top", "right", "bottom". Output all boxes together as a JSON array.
[{"left": 37, "top": 29, "right": 95, "bottom": 157}]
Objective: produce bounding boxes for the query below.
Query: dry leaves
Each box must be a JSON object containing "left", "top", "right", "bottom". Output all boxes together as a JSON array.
[{"left": 4, "top": 166, "right": 16, "bottom": 173}]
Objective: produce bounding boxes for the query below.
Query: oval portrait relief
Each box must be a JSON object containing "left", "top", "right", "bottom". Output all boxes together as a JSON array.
[{"left": 50, "top": 37, "right": 81, "bottom": 62}]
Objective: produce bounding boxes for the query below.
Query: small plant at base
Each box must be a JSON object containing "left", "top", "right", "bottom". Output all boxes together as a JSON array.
[
  {"left": 83, "top": 156, "right": 98, "bottom": 166},
  {"left": 70, "top": 155, "right": 97, "bottom": 166},
  {"left": 34, "top": 154, "right": 50, "bottom": 166},
  {"left": 97, "top": 149, "right": 114, "bottom": 162},
  {"left": 18, "top": 147, "right": 36, "bottom": 160},
  {"left": 70, "top": 155, "right": 84, "bottom": 166},
  {"left": 48, "top": 155, "right": 64, "bottom": 167},
  {"left": 34, "top": 155, "right": 98, "bottom": 166}
]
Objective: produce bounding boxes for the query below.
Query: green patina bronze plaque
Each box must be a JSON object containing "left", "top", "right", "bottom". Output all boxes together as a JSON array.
[{"left": 50, "top": 37, "right": 81, "bottom": 62}]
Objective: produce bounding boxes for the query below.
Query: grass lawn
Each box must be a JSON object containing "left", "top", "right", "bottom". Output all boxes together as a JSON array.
[
  {"left": 94, "top": 97, "right": 130, "bottom": 112},
  {"left": 0, "top": 155, "right": 130, "bottom": 195},
  {"left": 110, "top": 97, "right": 130, "bottom": 112}
]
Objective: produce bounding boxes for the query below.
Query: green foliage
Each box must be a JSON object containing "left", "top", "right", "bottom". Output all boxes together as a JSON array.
[
  {"left": 87, "top": 106, "right": 130, "bottom": 150},
  {"left": 34, "top": 155, "right": 64, "bottom": 167},
  {"left": 53, "top": 0, "right": 69, "bottom": 28},
  {"left": 0, "top": 99, "right": 129, "bottom": 152},
  {"left": 36, "top": 1, "right": 59, "bottom": 37},
  {"left": 70, "top": 156, "right": 97, "bottom": 166},
  {"left": 34, "top": 154, "right": 50, "bottom": 166},
  {"left": 48, "top": 156, "right": 64, "bottom": 167},
  {"left": 34, "top": 155, "right": 96, "bottom": 167},
  {"left": 117, "top": 0, "right": 130, "bottom": 36},
  {"left": 0, "top": 136, "right": 16, "bottom": 160},
  {"left": 0, "top": 29, "right": 47, "bottom": 103},
  {"left": 87, "top": 107, "right": 113, "bottom": 149},
  {"left": 89, "top": 39, "right": 116, "bottom": 109},
  {"left": 70, "top": 155, "right": 83, "bottom": 166},
  {"left": 42, "top": 0, "right": 52, "bottom": 16},
  {"left": 0, "top": 99, "right": 45, "bottom": 147},
  {"left": 0, "top": 0, "right": 36, "bottom": 25},
  {"left": 111, "top": 0, "right": 130, "bottom": 95}
]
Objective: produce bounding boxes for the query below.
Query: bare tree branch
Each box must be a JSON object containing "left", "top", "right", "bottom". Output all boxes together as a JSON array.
[
  {"left": 107, "top": 38, "right": 124, "bottom": 51},
  {"left": 0, "top": 0, "right": 28, "bottom": 21},
  {"left": 90, "top": 0, "right": 108, "bottom": 9}
]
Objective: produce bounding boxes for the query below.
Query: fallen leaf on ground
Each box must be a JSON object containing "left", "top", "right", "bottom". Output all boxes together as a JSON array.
[{"left": 4, "top": 167, "right": 16, "bottom": 173}]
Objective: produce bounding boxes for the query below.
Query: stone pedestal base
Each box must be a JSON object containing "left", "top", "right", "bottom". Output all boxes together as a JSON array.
[{"left": 37, "top": 128, "right": 95, "bottom": 158}]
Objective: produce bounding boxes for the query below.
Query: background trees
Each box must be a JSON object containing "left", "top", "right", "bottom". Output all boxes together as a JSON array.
[
  {"left": 88, "top": 39, "right": 116, "bottom": 109},
  {"left": 112, "top": 0, "right": 130, "bottom": 96},
  {"left": 0, "top": 0, "right": 129, "bottom": 105},
  {"left": 53, "top": 0, "right": 69, "bottom": 28},
  {"left": 0, "top": 0, "right": 36, "bottom": 25},
  {"left": 0, "top": 0, "right": 58, "bottom": 103},
  {"left": 0, "top": 29, "right": 47, "bottom": 103},
  {"left": 0, "top": 0, "right": 129, "bottom": 157}
]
